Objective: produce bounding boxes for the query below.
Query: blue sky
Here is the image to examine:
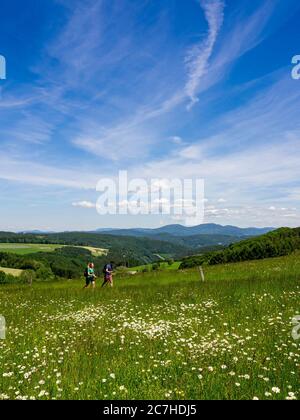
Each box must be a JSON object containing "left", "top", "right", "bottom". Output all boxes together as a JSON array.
[{"left": 0, "top": 0, "right": 300, "bottom": 231}]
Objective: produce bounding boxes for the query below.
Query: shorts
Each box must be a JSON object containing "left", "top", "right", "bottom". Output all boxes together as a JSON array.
[
  {"left": 104, "top": 274, "right": 113, "bottom": 283},
  {"left": 86, "top": 276, "right": 95, "bottom": 285}
]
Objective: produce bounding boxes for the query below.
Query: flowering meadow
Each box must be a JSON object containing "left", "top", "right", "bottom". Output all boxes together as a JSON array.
[{"left": 0, "top": 253, "right": 299, "bottom": 400}]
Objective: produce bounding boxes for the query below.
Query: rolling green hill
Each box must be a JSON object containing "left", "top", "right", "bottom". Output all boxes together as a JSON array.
[
  {"left": 0, "top": 231, "right": 191, "bottom": 261},
  {"left": 0, "top": 231, "right": 192, "bottom": 280},
  {"left": 180, "top": 227, "right": 300, "bottom": 269},
  {"left": 1, "top": 227, "right": 297, "bottom": 281},
  {"left": 154, "top": 233, "right": 242, "bottom": 248}
]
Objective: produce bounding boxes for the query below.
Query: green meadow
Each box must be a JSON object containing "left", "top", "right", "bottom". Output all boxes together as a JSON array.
[
  {"left": 0, "top": 243, "right": 63, "bottom": 255},
  {"left": 128, "top": 261, "right": 181, "bottom": 272},
  {"left": 0, "top": 243, "right": 108, "bottom": 258},
  {"left": 0, "top": 253, "right": 299, "bottom": 400}
]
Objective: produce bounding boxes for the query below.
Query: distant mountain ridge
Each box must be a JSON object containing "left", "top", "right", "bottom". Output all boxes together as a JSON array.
[
  {"left": 18, "top": 230, "right": 55, "bottom": 234},
  {"left": 94, "top": 223, "right": 274, "bottom": 238}
]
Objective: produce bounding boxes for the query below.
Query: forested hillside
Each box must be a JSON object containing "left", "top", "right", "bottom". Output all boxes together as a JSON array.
[
  {"left": 0, "top": 232, "right": 190, "bottom": 259},
  {"left": 0, "top": 231, "right": 191, "bottom": 282},
  {"left": 180, "top": 227, "right": 300, "bottom": 268}
]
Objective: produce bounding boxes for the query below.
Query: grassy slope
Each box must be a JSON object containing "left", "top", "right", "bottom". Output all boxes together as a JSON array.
[
  {"left": 0, "top": 243, "right": 63, "bottom": 255},
  {"left": 127, "top": 261, "right": 181, "bottom": 272},
  {"left": 0, "top": 243, "right": 109, "bottom": 257},
  {"left": 0, "top": 252, "right": 299, "bottom": 400}
]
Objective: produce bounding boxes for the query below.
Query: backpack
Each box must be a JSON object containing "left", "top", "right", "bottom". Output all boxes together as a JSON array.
[
  {"left": 103, "top": 263, "right": 112, "bottom": 274},
  {"left": 84, "top": 267, "right": 89, "bottom": 278}
]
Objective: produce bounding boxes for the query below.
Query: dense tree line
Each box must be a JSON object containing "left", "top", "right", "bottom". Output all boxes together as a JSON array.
[
  {"left": 0, "top": 232, "right": 189, "bottom": 262},
  {"left": 0, "top": 231, "right": 190, "bottom": 283},
  {"left": 180, "top": 228, "right": 300, "bottom": 269}
]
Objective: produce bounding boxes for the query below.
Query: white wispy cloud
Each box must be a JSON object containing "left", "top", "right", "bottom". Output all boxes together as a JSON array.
[
  {"left": 193, "top": 0, "right": 277, "bottom": 97},
  {"left": 1, "top": 69, "right": 299, "bottom": 228},
  {"left": 204, "top": 204, "right": 300, "bottom": 227},
  {"left": 73, "top": 124, "right": 154, "bottom": 162},
  {"left": 1, "top": 112, "right": 56, "bottom": 145},
  {"left": 129, "top": 72, "right": 300, "bottom": 222},
  {"left": 71, "top": 0, "right": 277, "bottom": 161},
  {"left": 72, "top": 201, "right": 96, "bottom": 209},
  {"left": 185, "top": 0, "right": 224, "bottom": 109},
  {"left": 1, "top": 0, "right": 280, "bottom": 161},
  {"left": 1, "top": 0, "right": 299, "bottom": 230},
  {"left": 0, "top": 157, "right": 100, "bottom": 190}
]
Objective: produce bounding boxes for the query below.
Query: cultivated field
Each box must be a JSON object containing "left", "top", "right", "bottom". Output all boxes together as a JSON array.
[
  {"left": 80, "top": 246, "right": 108, "bottom": 257},
  {"left": 0, "top": 243, "right": 108, "bottom": 257},
  {"left": 0, "top": 267, "right": 23, "bottom": 277},
  {"left": 0, "top": 243, "right": 63, "bottom": 255},
  {"left": 0, "top": 253, "right": 299, "bottom": 400}
]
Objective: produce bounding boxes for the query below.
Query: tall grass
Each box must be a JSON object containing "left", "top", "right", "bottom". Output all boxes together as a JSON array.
[{"left": 0, "top": 253, "right": 299, "bottom": 400}]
